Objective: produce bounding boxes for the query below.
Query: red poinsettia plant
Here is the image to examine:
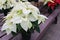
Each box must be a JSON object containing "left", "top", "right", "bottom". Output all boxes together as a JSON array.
[{"left": 47, "top": 0, "right": 60, "bottom": 10}]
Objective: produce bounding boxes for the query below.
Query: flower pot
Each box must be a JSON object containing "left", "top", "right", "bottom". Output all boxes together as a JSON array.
[
  {"left": 21, "top": 30, "right": 31, "bottom": 40},
  {"left": 0, "top": 10, "right": 3, "bottom": 13}
]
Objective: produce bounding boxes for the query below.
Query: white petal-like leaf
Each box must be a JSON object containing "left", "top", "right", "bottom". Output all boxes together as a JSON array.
[
  {"left": 11, "top": 16, "right": 22, "bottom": 24},
  {"left": 1, "top": 21, "right": 16, "bottom": 35},
  {"left": 28, "top": 14, "right": 37, "bottom": 22},
  {"left": 20, "top": 20, "right": 32, "bottom": 31}
]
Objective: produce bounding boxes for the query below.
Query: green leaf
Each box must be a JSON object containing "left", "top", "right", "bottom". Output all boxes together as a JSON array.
[
  {"left": 11, "top": 31, "right": 17, "bottom": 36},
  {"left": 16, "top": 24, "right": 22, "bottom": 33},
  {"left": 31, "top": 20, "right": 40, "bottom": 33},
  {"left": 29, "top": 27, "right": 34, "bottom": 33}
]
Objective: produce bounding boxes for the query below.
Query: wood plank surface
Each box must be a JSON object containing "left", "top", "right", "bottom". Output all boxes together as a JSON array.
[{"left": 30, "top": 6, "right": 60, "bottom": 40}]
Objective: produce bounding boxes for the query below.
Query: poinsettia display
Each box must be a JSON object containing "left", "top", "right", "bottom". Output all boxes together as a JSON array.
[
  {"left": 1, "top": 1, "right": 47, "bottom": 35},
  {"left": 0, "top": 0, "right": 48, "bottom": 40}
]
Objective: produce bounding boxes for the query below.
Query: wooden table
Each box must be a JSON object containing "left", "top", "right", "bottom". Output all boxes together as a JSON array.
[{"left": 0, "top": 6, "right": 60, "bottom": 40}]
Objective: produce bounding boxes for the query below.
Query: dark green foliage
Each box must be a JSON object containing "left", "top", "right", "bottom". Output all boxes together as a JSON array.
[
  {"left": 11, "top": 31, "right": 17, "bottom": 36},
  {"left": 2, "top": 7, "right": 13, "bottom": 16},
  {"left": 16, "top": 24, "right": 22, "bottom": 32},
  {"left": 31, "top": 20, "right": 40, "bottom": 33}
]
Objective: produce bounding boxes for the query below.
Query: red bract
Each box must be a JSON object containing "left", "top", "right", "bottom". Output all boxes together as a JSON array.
[
  {"left": 47, "top": 1, "right": 57, "bottom": 10},
  {"left": 47, "top": 0, "right": 60, "bottom": 10},
  {"left": 53, "top": 0, "right": 60, "bottom": 4}
]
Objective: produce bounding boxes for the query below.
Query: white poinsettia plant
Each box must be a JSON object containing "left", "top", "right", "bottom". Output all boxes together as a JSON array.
[
  {"left": 0, "top": 0, "right": 18, "bottom": 9},
  {"left": 1, "top": 1, "right": 48, "bottom": 35}
]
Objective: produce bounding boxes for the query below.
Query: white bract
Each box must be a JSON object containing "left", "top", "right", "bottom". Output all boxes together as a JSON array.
[
  {"left": 0, "top": 0, "right": 6, "bottom": 9},
  {"left": 1, "top": 2, "right": 47, "bottom": 35},
  {"left": 1, "top": 20, "right": 16, "bottom": 35}
]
